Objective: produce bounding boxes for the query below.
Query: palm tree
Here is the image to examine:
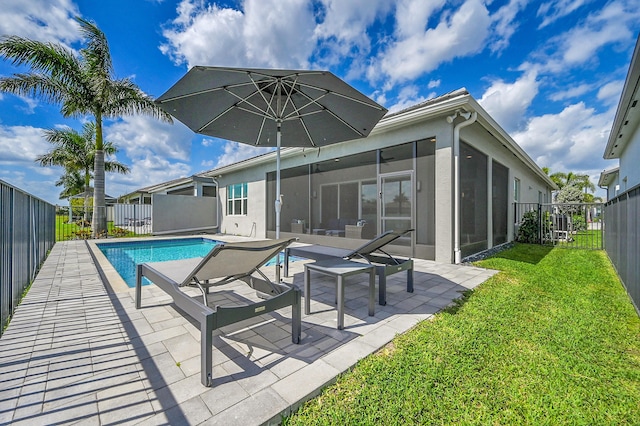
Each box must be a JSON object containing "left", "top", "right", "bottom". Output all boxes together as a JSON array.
[
  {"left": 36, "top": 121, "right": 129, "bottom": 221},
  {"left": 0, "top": 17, "right": 172, "bottom": 236},
  {"left": 55, "top": 169, "right": 86, "bottom": 200}
]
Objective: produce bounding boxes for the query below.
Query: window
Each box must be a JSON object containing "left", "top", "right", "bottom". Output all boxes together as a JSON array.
[
  {"left": 514, "top": 178, "right": 521, "bottom": 202},
  {"left": 227, "top": 182, "right": 248, "bottom": 215}
]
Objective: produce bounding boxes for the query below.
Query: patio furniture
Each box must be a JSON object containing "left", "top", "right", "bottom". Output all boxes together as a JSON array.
[
  {"left": 304, "top": 259, "right": 375, "bottom": 330},
  {"left": 135, "top": 238, "right": 302, "bottom": 387},
  {"left": 284, "top": 230, "right": 414, "bottom": 306}
]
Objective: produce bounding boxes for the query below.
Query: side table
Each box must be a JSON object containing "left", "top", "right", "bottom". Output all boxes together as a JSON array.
[{"left": 304, "top": 259, "right": 375, "bottom": 329}]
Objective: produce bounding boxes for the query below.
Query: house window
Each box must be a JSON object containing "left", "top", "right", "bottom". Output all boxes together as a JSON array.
[
  {"left": 227, "top": 182, "right": 248, "bottom": 215},
  {"left": 514, "top": 178, "right": 521, "bottom": 202}
]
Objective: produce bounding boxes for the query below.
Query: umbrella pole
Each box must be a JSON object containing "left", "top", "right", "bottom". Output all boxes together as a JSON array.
[{"left": 275, "top": 122, "right": 282, "bottom": 281}]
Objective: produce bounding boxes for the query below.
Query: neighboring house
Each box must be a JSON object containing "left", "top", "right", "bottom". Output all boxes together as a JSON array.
[
  {"left": 601, "top": 34, "right": 640, "bottom": 313},
  {"left": 597, "top": 166, "right": 620, "bottom": 200},
  {"left": 134, "top": 88, "right": 555, "bottom": 264},
  {"left": 121, "top": 174, "right": 218, "bottom": 204}
]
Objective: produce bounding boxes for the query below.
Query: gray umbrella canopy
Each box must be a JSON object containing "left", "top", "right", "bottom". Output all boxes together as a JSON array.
[{"left": 156, "top": 66, "right": 387, "bottom": 238}]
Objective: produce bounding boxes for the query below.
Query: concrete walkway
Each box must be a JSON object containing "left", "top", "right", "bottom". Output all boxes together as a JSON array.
[{"left": 0, "top": 238, "right": 497, "bottom": 425}]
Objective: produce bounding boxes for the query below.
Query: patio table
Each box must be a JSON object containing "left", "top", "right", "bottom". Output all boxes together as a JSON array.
[{"left": 304, "top": 259, "right": 375, "bottom": 329}]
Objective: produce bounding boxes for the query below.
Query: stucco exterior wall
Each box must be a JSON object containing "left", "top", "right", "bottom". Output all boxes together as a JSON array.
[
  {"left": 618, "top": 122, "right": 640, "bottom": 192},
  {"left": 207, "top": 101, "right": 553, "bottom": 264},
  {"left": 152, "top": 194, "right": 218, "bottom": 233}
]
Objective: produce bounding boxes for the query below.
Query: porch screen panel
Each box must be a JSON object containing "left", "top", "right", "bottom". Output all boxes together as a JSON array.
[
  {"left": 492, "top": 161, "right": 509, "bottom": 245},
  {"left": 266, "top": 165, "right": 309, "bottom": 232},
  {"left": 460, "top": 141, "right": 488, "bottom": 258},
  {"left": 416, "top": 138, "right": 436, "bottom": 245}
]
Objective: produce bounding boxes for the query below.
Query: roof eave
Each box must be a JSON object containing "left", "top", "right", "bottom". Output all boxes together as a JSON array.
[{"left": 604, "top": 35, "right": 640, "bottom": 160}]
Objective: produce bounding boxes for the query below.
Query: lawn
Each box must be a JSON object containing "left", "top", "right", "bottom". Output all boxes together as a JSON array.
[
  {"left": 285, "top": 244, "right": 640, "bottom": 425},
  {"left": 55, "top": 215, "right": 142, "bottom": 241}
]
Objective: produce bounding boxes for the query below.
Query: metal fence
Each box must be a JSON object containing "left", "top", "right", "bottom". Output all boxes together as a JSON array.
[
  {"left": 514, "top": 202, "right": 604, "bottom": 250},
  {"left": 604, "top": 185, "right": 639, "bottom": 314},
  {"left": 1, "top": 180, "right": 56, "bottom": 334},
  {"left": 56, "top": 203, "right": 152, "bottom": 241}
]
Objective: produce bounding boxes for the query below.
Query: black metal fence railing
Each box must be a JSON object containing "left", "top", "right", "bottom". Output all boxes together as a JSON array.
[
  {"left": 514, "top": 202, "right": 604, "bottom": 250},
  {"left": 604, "top": 185, "right": 639, "bottom": 314},
  {"left": 55, "top": 203, "right": 152, "bottom": 241},
  {"left": 1, "top": 180, "right": 56, "bottom": 335}
]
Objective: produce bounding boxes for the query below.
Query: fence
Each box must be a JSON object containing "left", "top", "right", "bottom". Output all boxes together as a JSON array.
[
  {"left": 514, "top": 202, "right": 604, "bottom": 250},
  {"left": 1, "top": 180, "right": 56, "bottom": 334},
  {"left": 604, "top": 185, "right": 639, "bottom": 314},
  {"left": 56, "top": 203, "right": 152, "bottom": 241}
]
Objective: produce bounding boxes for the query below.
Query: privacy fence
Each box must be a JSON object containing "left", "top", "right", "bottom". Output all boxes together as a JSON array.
[
  {"left": 1, "top": 180, "right": 56, "bottom": 334},
  {"left": 603, "top": 185, "right": 639, "bottom": 314},
  {"left": 514, "top": 202, "right": 604, "bottom": 250}
]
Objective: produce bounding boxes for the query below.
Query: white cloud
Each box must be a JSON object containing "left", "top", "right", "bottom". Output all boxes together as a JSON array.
[
  {"left": 313, "top": 0, "right": 390, "bottom": 67},
  {"left": 0, "top": 0, "right": 80, "bottom": 46},
  {"left": 512, "top": 102, "right": 614, "bottom": 174},
  {"left": 489, "top": 0, "right": 529, "bottom": 53},
  {"left": 428, "top": 79, "right": 441, "bottom": 89},
  {"left": 478, "top": 70, "right": 539, "bottom": 133},
  {"left": 368, "top": 0, "right": 491, "bottom": 87},
  {"left": 538, "top": 0, "right": 639, "bottom": 72},
  {"left": 161, "top": 0, "right": 316, "bottom": 69},
  {"left": 105, "top": 115, "right": 193, "bottom": 162},
  {"left": 0, "top": 125, "right": 50, "bottom": 164},
  {"left": 537, "top": 0, "right": 590, "bottom": 29},
  {"left": 548, "top": 83, "right": 592, "bottom": 101},
  {"left": 596, "top": 80, "right": 624, "bottom": 106},
  {"left": 106, "top": 155, "right": 192, "bottom": 197},
  {"left": 386, "top": 84, "right": 432, "bottom": 113},
  {"left": 214, "top": 141, "right": 274, "bottom": 168}
]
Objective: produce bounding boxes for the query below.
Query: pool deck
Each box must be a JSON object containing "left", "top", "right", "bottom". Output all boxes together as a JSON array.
[{"left": 0, "top": 236, "right": 497, "bottom": 425}]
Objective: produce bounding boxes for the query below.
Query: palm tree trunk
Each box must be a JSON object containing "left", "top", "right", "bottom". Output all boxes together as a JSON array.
[
  {"left": 92, "top": 116, "right": 107, "bottom": 237},
  {"left": 84, "top": 168, "right": 91, "bottom": 223}
]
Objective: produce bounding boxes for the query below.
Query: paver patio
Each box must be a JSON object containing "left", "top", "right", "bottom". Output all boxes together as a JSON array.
[{"left": 0, "top": 236, "right": 497, "bottom": 425}]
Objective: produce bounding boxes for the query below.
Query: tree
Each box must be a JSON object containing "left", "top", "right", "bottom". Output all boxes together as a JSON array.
[
  {"left": 36, "top": 121, "right": 129, "bottom": 221},
  {"left": 55, "top": 169, "right": 86, "bottom": 200},
  {"left": 0, "top": 17, "right": 172, "bottom": 237}
]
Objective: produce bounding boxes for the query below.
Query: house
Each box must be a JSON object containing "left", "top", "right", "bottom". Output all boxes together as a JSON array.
[
  {"left": 600, "top": 34, "right": 640, "bottom": 313},
  {"left": 135, "top": 88, "right": 555, "bottom": 264}
]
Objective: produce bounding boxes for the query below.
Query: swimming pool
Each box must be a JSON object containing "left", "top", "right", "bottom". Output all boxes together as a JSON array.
[{"left": 97, "top": 238, "right": 296, "bottom": 288}]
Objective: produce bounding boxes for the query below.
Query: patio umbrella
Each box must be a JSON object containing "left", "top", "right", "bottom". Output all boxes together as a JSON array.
[{"left": 155, "top": 66, "right": 387, "bottom": 239}]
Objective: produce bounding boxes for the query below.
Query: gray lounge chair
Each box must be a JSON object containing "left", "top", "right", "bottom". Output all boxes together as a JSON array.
[
  {"left": 284, "top": 230, "right": 414, "bottom": 306},
  {"left": 135, "top": 238, "right": 301, "bottom": 387}
]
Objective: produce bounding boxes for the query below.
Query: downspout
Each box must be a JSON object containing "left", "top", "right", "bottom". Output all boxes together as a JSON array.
[
  {"left": 448, "top": 109, "right": 477, "bottom": 264},
  {"left": 212, "top": 177, "right": 220, "bottom": 231}
]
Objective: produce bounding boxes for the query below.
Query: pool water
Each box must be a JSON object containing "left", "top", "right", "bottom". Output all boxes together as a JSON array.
[{"left": 97, "top": 238, "right": 296, "bottom": 288}]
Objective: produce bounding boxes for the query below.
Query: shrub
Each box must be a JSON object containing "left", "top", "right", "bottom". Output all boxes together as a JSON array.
[{"left": 516, "top": 211, "right": 540, "bottom": 244}]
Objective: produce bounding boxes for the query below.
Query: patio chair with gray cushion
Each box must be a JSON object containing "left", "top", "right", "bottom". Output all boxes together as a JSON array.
[
  {"left": 284, "top": 230, "right": 414, "bottom": 306},
  {"left": 135, "top": 238, "right": 301, "bottom": 387}
]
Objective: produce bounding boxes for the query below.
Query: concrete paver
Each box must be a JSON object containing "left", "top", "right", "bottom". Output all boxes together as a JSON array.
[{"left": 0, "top": 237, "right": 497, "bottom": 425}]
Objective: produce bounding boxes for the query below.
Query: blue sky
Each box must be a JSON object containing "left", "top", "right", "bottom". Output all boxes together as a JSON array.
[{"left": 1, "top": 0, "right": 638, "bottom": 204}]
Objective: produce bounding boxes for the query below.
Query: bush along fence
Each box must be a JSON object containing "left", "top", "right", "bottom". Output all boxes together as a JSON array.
[
  {"left": 514, "top": 202, "right": 604, "bottom": 250},
  {"left": 55, "top": 203, "right": 152, "bottom": 241},
  {"left": 1, "top": 180, "right": 56, "bottom": 336}
]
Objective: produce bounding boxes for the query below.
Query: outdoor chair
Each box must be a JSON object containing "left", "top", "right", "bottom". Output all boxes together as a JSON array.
[
  {"left": 135, "top": 238, "right": 301, "bottom": 387},
  {"left": 284, "top": 230, "right": 414, "bottom": 306}
]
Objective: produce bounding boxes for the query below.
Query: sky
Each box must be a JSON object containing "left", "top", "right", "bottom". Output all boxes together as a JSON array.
[{"left": 1, "top": 0, "right": 638, "bottom": 204}]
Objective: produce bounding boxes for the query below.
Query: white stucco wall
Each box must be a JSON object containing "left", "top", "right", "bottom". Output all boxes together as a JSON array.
[
  {"left": 210, "top": 103, "right": 553, "bottom": 263},
  {"left": 618, "top": 122, "right": 640, "bottom": 192}
]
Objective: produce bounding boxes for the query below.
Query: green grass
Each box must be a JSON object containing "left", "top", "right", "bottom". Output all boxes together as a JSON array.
[
  {"left": 558, "top": 229, "right": 603, "bottom": 249},
  {"left": 285, "top": 244, "right": 640, "bottom": 425},
  {"left": 55, "top": 215, "right": 142, "bottom": 241}
]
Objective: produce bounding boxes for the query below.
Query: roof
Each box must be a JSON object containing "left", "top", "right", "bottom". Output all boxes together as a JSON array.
[
  {"left": 598, "top": 166, "right": 620, "bottom": 187},
  {"left": 604, "top": 34, "right": 640, "bottom": 159}
]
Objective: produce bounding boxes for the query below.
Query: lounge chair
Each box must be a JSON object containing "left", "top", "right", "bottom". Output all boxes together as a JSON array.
[
  {"left": 135, "top": 238, "right": 301, "bottom": 387},
  {"left": 284, "top": 230, "right": 414, "bottom": 306}
]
